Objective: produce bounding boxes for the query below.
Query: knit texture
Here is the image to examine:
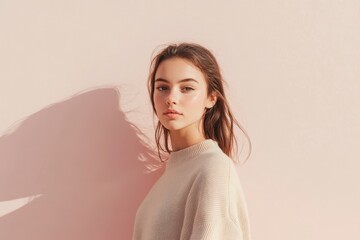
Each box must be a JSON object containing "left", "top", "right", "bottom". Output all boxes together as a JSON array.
[{"left": 133, "top": 139, "right": 251, "bottom": 240}]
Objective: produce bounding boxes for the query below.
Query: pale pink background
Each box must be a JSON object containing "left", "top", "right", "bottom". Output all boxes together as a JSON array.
[{"left": 0, "top": 1, "right": 359, "bottom": 239}]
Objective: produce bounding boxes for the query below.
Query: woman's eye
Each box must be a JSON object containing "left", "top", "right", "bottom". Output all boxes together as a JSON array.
[
  {"left": 156, "top": 86, "right": 168, "bottom": 91},
  {"left": 182, "top": 86, "right": 195, "bottom": 92}
]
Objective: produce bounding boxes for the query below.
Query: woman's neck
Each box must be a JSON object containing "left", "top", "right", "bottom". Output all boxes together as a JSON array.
[{"left": 169, "top": 132, "right": 206, "bottom": 152}]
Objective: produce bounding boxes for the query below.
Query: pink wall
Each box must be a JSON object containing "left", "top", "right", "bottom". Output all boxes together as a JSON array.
[
  {"left": 0, "top": 88, "right": 164, "bottom": 239},
  {"left": 1, "top": 1, "right": 359, "bottom": 239}
]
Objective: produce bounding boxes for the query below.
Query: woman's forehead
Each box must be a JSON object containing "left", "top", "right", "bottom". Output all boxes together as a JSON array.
[{"left": 155, "top": 58, "right": 206, "bottom": 84}]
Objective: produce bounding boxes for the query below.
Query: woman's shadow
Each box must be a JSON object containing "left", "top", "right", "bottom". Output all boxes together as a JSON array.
[{"left": 0, "top": 87, "right": 164, "bottom": 240}]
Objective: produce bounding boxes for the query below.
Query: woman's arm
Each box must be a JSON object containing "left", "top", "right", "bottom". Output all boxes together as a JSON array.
[{"left": 179, "top": 159, "right": 250, "bottom": 240}]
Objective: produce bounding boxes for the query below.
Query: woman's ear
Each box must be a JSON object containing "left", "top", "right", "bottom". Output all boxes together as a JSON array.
[{"left": 206, "top": 92, "right": 218, "bottom": 109}]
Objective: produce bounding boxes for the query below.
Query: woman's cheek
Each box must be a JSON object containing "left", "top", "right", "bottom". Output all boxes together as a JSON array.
[
  {"left": 153, "top": 95, "right": 163, "bottom": 112},
  {"left": 182, "top": 92, "right": 203, "bottom": 106}
]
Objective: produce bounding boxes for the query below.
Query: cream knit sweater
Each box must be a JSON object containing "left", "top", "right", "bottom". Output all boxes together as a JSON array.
[{"left": 133, "top": 139, "right": 251, "bottom": 240}]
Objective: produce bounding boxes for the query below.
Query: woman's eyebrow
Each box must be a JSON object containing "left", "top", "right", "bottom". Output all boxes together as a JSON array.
[{"left": 154, "top": 78, "right": 199, "bottom": 84}]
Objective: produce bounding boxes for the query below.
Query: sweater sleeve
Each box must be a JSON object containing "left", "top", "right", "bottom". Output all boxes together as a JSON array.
[{"left": 179, "top": 158, "right": 249, "bottom": 240}]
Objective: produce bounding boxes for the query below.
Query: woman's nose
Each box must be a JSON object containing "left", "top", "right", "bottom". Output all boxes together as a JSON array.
[{"left": 166, "top": 89, "right": 178, "bottom": 105}]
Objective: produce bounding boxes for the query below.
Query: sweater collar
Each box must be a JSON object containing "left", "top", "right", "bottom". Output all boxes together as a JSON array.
[{"left": 167, "top": 139, "right": 219, "bottom": 167}]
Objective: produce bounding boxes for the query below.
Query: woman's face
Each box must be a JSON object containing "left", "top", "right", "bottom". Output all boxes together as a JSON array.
[{"left": 153, "top": 57, "right": 216, "bottom": 136}]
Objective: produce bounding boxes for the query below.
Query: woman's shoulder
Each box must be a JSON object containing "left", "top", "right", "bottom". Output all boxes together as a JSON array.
[
  {"left": 199, "top": 143, "right": 232, "bottom": 163},
  {"left": 194, "top": 148, "right": 233, "bottom": 177}
]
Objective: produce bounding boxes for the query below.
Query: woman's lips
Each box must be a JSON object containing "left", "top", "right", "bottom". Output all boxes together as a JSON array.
[{"left": 163, "top": 110, "right": 182, "bottom": 119}]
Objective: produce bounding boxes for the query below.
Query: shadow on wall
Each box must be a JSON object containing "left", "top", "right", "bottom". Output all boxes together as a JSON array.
[{"left": 0, "top": 87, "right": 164, "bottom": 240}]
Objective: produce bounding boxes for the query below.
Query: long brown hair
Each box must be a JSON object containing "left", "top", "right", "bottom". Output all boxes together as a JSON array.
[{"left": 148, "top": 42, "right": 251, "bottom": 164}]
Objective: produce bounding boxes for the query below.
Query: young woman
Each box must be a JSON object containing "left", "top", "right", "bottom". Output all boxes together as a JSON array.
[{"left": 133, "top": 42, "right": 252, "bottom": 240}]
